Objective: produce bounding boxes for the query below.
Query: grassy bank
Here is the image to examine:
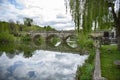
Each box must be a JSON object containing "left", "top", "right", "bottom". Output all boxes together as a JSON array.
[
  {"left": 100, "top": 45, "right": 120, "bottom": 80},
  {"left": 75, "top": 33, "right": 95, "bottom": 80},
  {"left": 76, "top": 48, "right": 95, "bottom": 80}
]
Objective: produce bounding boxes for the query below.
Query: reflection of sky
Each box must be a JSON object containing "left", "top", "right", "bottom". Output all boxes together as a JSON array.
[
  {"left": 66, "top": 37, "right": 78, "bottom": 48},
  {"left": 0, "top": 50, "right": 88, "bottom": 80}
]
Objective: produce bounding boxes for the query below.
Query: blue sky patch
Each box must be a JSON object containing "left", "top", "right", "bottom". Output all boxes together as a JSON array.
[
  {"left": 8, "top": 0, "right": 24, "bottom": 9},
  {"left": 0, "top": 0, "right": 3, "bottom": 4}
]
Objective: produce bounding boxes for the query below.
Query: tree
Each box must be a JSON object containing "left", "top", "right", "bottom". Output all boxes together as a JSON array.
[
  {"left": 44, "top": 25, "right": 56, "bottom": 31},
  {"left": 24, "top": 17, "right": 33, "bottom": 26},
  {"left": 65, "top": 0, "right": 120, "bottom": 50},
  {"left": 9, "top": 19, "right": 16, "bottom": 33},
  {"left": 19, "top": 24, "right": 23, "bottom": 32},
  {"left": 65, "top": 0, "right": 112, "bottom": 32},
  {"left": 16, "top": 21, "right": 23, "bottom": 32},
  {"left": 107, "top": 0, "right": 120, "bottom": 50}
]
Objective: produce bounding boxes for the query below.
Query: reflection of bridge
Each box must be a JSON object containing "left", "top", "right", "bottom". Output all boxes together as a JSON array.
[{"left": 29, "top": 31, "right": 76, "bottom": 40}]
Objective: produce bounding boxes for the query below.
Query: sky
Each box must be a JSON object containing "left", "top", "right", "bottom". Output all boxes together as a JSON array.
[
  {"left": 0, "top": 0, "right": 119, "bottom": 30},
  {"left": 0, "top": 0, "right": 75, "bottom": 30}
]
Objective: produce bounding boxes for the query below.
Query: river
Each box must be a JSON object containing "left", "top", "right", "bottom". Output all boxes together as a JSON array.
[{"left": 0, "top": 50, "right": 88, "bottom": 80}]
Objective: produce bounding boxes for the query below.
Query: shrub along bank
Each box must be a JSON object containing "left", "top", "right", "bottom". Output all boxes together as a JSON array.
[{"left": 76, "top": 33, "right": 95, "bottom": 80}]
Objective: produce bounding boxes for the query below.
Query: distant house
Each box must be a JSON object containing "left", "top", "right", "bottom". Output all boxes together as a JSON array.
[{"left": 90, "top": 28, "right": 117, "bottom": 44}]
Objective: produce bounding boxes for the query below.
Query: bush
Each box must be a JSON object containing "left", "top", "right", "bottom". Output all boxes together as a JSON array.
[
  {"left": 84, "top": 39, "right": 94, "bottom": 48},
  {"left": 76, "top": 49, "right": 95, "bottom": 80},
  {"left": 77, "top": 33, "right": 94, "bottom": 50},
  {"left": 21, "top": 34, "right": 31, "bottom": 42},
  {"left": 0, "top": 32, "right": 14, "bottom": 44},
  {"left": 80, "top": 63, "right": 94, "bottom": 80}
]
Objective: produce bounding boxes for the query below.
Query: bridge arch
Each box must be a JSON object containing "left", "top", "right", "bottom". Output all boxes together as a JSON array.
[
  {"left": 46, "top": 34, "right": 62, "bottom": 47},
  {"left": 33, "top": 34, "right": 44, "bottom": 46},
  {"left": 64, "top": 35, "right": 78, "bottom": 48}
]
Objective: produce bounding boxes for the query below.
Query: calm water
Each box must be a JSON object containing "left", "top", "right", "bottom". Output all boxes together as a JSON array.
[{"left": 0, "top": 50, "right": 88, "bottom": 80}]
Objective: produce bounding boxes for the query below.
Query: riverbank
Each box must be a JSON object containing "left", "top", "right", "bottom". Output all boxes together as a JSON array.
[
  {"left": 76, "top": 48, "right": 95, "bottom": 80},
  {"left": 100, "top": 45, "right": 120, "bottom": 80}
]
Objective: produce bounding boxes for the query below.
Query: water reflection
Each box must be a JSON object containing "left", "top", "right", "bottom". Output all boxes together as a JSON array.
[
  {"left": 65, "top": 35, "right": 78, "bottom": 48},
  {"left": 55, "top": 42, "right": 61, "bottom": 47},
  {"left": 0, "top": 50, "right": 88, "bottom": 80}
]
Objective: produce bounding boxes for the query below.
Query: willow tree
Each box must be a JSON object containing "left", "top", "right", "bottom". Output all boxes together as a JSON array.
[{"left": 65, "top": 0, "right": 120, "bottom": 50}]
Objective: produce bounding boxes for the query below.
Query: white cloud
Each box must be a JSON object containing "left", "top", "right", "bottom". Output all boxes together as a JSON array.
[{"left": 0, "top": 0, "right": 75, "bottom": 30}]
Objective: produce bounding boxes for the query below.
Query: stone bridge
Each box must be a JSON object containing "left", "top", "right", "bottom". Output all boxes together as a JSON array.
[
  {"left": 29, "top": 30, "right": 76, "bottom": 41},
  {"left": 27, "top": 31, "right": 78, "bottom": 48}
]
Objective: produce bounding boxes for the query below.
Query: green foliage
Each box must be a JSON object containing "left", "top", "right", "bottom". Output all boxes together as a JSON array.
[
  {"left": 0, "top": 21, "right": 56, "bottom": 33},
  {"left": 24, "top": 17, "right": 33, "bottom": 26},
  {"left": 44, "top": 25, "right": 56, "bottom": 31},
  {"left": 76, "top": 49, "right": 95, "bottom": 80},
  {"left": 0, "top": 43, "right": 16, "bottom": 53},
  {"left": 77, "top": 34, "right": 87, "bottom": 49},
  {"left": 75, "top": 33, "right": 95, "bottom": 80},
  {"left": 65, "top": 0, "right": 113, "bottom": 32},
  {"left": 0, "top": 32, "right": 14, "bottom": 44},
  {"left": 77, "top": 33, "right": 94, "bottom": 49},
  {"left": 0, "top": 21, "right": 21, "bottom": 34},
  {"left": 0, "top": 21, "right": 10, "bottom": 32},
  {"left": 84, "top": 39, "right": 94, "bottom": 48},
  {"left": 16, "top": 44, "right": 36, "bottom": 57},
  {"left": 21, "top": 34, "right": 31, "bottom": 42},
  {"left": 80, "top": 64, "right": 94, "bottom": 80},
  {"left": 22, "top": 25, "right": 44, "bottom": 32},
  {"left": 48, "top": 36, "right": 61, "bottom": 47}
]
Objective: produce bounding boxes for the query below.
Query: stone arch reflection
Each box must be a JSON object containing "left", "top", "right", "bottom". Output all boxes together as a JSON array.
[
  {"left": 33, "top": 35, "right": 44, "bottom": 46},
  {"left": 46, "top": 34, "right": 62, "bottom": 47},
  {"left": 64, "top": 35, "right": 78, "bottom": 48}
]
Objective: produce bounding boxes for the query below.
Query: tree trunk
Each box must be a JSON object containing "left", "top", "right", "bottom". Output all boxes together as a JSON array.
[
  {"left": 111, "top": 6, "right": 120, "bottom": 51},
  {"left": 116, "top": 18, "right": 120, "bottom": 51},
  {"left": 118, "top": 8, "right": 120, "bottom": 51},
  {"left": 117, "top": 35, "right": 120, "bottom": 51},
  {"left": 116, "top": 23, "right": 120, "bottom": 51},
  {"left": 116, "top": 8, "right": 120, "bottom": 51}
]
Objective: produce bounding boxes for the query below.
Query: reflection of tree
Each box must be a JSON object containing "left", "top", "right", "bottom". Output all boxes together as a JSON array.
[
  {"left": 6, "top": 53, "right": 15, "bottom": 59},
  {"left": 0, "top": 52, "right": 3, "bottom": 57},
  {"left": 0, "top": 42, "right": 35, "bottom": 58},
  {"left": 23, "top": 51, "right": 33, "bottom": 58},
  {"left": 0, "top": 43, "right": 15, "bottom": 53},
  {"left": 17, "top": 44, "right": 36, "bottom": 58}
]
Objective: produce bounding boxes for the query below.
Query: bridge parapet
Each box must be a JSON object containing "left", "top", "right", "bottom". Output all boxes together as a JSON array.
[{"left": 29, "top": 31, "right": 76, "bottom": 40}]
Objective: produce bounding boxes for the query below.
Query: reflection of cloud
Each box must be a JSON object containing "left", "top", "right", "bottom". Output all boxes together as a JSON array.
[
  {"left": 7, "top": 61, "right": 24, "bottom": 73},
  {"left": 0, "top": 50, "right": 88, "bottom": 80},
  {"left": 27, "top": 71, "right": 36, "bottom": 78}
]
